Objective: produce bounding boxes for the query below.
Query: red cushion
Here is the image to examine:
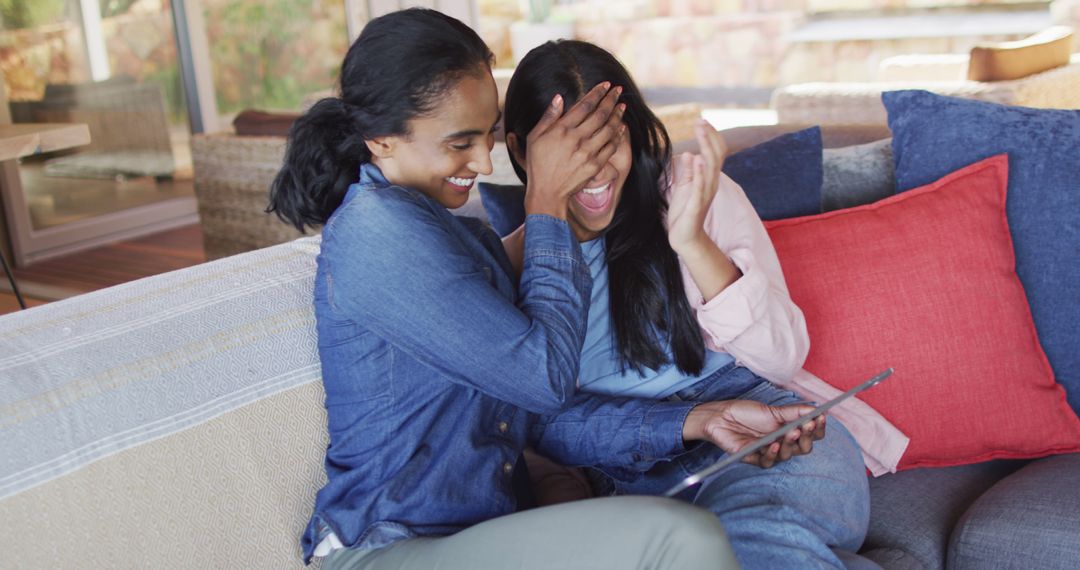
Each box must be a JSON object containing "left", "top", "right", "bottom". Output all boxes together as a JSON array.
[{"left": 765, "top": 154, "right": 1080, "bottom": 470}]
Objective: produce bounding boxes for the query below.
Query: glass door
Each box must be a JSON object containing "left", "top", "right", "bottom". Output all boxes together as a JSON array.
[{"left": 0, "top": 0, "right": 196, "bottom": 266}]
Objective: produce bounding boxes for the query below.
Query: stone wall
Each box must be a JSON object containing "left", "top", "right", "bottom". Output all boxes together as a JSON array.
[
  {"left": 575, "top": 13, "right": 804, "bottom": 87},
  {"left": 481, "top": 0, "right": 1069, "bottom": 101}
]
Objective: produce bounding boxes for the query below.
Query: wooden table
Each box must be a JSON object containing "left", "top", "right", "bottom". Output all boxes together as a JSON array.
[
  {"left": 0, "top": 122, "right": 91, "bottom": 309},
  {"left": 0, "top": 123, "right": 91, "bottom": 161}
]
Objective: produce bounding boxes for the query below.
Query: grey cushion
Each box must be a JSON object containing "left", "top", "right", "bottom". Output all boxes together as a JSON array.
[
  {"left": 822, "top": 138, "right": 895, "bottom": 212},
  {"left": 861, "top": 460, "right": 1025, "bottom": 570},
  {"left": 948, "top": 453, "right": 1080, "bottom": 570}
]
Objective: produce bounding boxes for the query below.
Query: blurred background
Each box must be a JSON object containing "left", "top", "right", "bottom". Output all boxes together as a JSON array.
[{"left": 0, "top": 0, "right": 1077, "bottom": 308}]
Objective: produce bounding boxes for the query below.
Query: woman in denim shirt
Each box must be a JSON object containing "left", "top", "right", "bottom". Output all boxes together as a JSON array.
[
  {"left": 265, "top": 9, "right": 767, "bottom": 570},
  {"left": 500, "top": 42, "right": 884, "bottom": 569}
]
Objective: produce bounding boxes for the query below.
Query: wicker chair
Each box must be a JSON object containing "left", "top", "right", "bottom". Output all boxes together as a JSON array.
[{"left": 191, "top": 132, "right": 305, "bottom": 260}]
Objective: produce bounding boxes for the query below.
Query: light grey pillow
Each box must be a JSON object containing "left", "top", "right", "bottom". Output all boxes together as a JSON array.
[{"left": 822, "top": 138, "right": 895, "bottom": 212}]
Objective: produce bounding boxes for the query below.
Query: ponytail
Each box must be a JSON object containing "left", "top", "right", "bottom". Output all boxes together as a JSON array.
[
  {"left": 267, "top": 98, "right": 371, "bottom": 232},
  {"left": 266, "top": 8, "right": 493, "bottom": 232}
]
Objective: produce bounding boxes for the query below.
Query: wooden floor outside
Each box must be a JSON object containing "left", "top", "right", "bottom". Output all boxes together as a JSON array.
[{"left": 1, "top": 224, "right": 205, "bottom": 316}]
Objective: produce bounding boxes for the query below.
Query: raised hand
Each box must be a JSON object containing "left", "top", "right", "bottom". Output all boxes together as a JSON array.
[
  {"left": 520, "top": 82, "right": 627, "bottom": 219},
  {"left": 666, "top": 120, "right": 728, "bottom": 254},
  {"left": 682, "top": 399, "right": 827, "bottom": 469}
]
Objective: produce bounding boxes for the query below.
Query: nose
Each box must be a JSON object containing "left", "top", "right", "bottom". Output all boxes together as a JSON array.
[
  {"left": 585, "top": 160, "right": 616, "bottom": 187},
  {"left": 468, "top": 144, "right": 494, "bottom": 176}
]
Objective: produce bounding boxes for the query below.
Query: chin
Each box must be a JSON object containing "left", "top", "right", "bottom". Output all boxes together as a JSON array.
[{"left": 444, "top": 194, "right": 470, "bottom": 210}]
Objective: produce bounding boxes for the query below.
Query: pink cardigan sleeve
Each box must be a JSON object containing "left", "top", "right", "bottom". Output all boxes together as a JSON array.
[
  {"left": 672, "top": 172, "right": 809, "bottom": 382},
  {"left": 669, "top": 173, "right": 909, "bottom": 475}
]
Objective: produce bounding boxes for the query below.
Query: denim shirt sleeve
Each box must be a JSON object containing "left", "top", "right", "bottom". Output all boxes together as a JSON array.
[
  {"left": 528, "top": 395, "right": 696, "bottom": 469},
  {"left": 322, "top": 191, "right": 591, "bottom": 414}
]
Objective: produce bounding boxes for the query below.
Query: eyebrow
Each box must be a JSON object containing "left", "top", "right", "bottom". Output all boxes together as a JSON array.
[{"left": 443, "top": 111, "right": 503, "bottom": 140}]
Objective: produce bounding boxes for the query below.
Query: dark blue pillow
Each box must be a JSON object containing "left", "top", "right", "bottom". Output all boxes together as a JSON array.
[
  {"left": 477, "top": 182, "right": 526, "bottom": 237},
  {"left": 722, "top": 126, "right": 823, "bottom": 221},
  {"left": 884, "top": 89, "right": 1080, "bottom": 415},
  {"left": 478, "top": 126, "right": 824, "bottom": 236}
]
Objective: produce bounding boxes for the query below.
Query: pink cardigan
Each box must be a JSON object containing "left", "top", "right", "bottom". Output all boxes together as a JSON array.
[{"left": 672, "top": 172, "right": 909, "bottom": 475}]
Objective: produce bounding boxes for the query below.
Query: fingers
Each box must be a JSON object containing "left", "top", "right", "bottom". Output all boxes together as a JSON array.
[
  {"left": 771, "top": 404, "right": 816, "bottom": 426},
  {"left": 573, "top": 85, "right": 623, "bottom": 138},
  {"left": 578, "top": 102, "right": 626, "bottom": 161},
  {"left": 560, "top": 82, "right": 615, "bottom": 130},
  {"left": 693, "top": 154, "right": 707, "bottom": 201},
  {"left": 529, "top": 94, "right": 565, "bottom": 139},
  {"left": 814, "top": 415, "right": 827, "bottom": 441},
  {"left": 696, "top": 119, "right": 726, "bottom": 166},
  {"left": 797, "top": 422, "right": 815, "bottom": 454}
]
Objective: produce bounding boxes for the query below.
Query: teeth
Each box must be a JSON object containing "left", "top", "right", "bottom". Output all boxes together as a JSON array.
[
  {"left": 582, "top": 183, "right": 608, "bottom": 195},
  {"left": 446, "top": 176, "right": 475, "bottom": 187}
]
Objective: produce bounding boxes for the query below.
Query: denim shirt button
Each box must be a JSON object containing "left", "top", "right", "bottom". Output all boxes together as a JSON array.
[
  {"left": 497, "top": 421, "right": 509, "bottom": 433},
  {"left": 502, "top": 462, "right": 514, "bottom": 475}
]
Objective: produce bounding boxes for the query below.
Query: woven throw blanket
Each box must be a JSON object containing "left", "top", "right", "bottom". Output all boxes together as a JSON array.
[{"left": 0, "top": 237, "right": 323, "bottom": 500}]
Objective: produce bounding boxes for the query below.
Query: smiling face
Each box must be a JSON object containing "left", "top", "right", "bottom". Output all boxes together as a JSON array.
[
  {"left": 565, "top": 133, "right": 633, "bottom": 241},
  {"left": 369, "top": 70, "right": 500, "bottom": 209}
]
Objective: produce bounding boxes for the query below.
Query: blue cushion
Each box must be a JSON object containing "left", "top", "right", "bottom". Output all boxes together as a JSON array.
[
  {"left": 722, "top": 126, "right": 823, "bottom": 221},
  {"left": 476, "top": 182, "right": 526, "bottom": 237},
  {"left": 948, "top": 454, "right": 1080, "bottom": 570},
  {"left": 884, "top": 90, "right": 1080, "bottom": 415},
  {"left": 477, "top": 127, "right": 824, "bottom": 236}
]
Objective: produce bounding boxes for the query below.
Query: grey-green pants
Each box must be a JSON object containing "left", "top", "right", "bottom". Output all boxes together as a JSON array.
[{"left": 322, "top": 496, "right": 739, "bottom": 570}]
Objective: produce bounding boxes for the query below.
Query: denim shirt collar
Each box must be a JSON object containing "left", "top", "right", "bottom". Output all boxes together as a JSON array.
[
  {"left": 358, "top": 161, "right": 389, "bottom": 187},
  {"left": 350, "top": 162, "right": 436, "bottom": 208}
]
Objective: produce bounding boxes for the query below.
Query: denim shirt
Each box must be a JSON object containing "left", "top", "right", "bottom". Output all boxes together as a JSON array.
[{"left": 303, "top": 163, "right": 695, "bottom": 563}]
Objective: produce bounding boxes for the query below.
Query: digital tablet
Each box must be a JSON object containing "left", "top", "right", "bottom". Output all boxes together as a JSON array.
[{"left": 663, "top": 368, "right": 894, "bottom": 497}]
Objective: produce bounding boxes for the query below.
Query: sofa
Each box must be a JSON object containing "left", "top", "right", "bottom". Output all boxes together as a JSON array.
[{"left": 3, "top": 120, "right": 1079, "bottom": 570}]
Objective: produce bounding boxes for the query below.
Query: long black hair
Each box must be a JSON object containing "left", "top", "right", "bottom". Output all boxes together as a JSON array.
[
  {"left": 503, "top": 40, "right": 705, "bottom": 376},
  {"left": 267, "top": 8, "right": 493, "bottom": 232}
]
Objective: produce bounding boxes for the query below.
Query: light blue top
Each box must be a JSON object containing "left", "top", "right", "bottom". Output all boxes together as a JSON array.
[{"left": 577, "top": 238, "right": 736, "bottom": 399}]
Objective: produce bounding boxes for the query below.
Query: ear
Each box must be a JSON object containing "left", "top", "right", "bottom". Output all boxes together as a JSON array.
[
  {"left": 364, "top": 137, "right": 395, "bottom": 159},
  {"left": 505, "top": 132, "right": 525, "bottom": 166}
]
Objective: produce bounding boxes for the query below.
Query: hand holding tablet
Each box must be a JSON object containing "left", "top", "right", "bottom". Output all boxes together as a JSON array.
[{"left": 667, "top": 369, "right": 893, "bottom": 497}]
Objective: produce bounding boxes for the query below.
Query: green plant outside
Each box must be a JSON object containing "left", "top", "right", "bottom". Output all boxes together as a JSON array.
[{"left": 204, "top": 0, "right": 347, "bottom": 114}]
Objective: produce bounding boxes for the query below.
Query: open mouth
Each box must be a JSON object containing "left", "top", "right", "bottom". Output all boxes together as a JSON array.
[
  {"left": 445, "top": 176, "right": 476, "bottom": 192},
  {"left": 573, "top": 182, "right": 613, "bottom": 214}
]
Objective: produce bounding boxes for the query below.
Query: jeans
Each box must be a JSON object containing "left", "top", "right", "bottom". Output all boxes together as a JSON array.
[{"left": 594, "top": 365, "right": 875, "bottom": 570}]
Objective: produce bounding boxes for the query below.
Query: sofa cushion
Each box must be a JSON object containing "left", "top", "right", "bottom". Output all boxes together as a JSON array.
[
  {"left": 719, "top": 126, "right": 823, "bottom": 221},
  {"left": 884, "top": 89, "right": 1080, "bottom": 416},
  {"left": 967, "top": 26, "right": 1074, "bottom": 82},
  {"left": 477, "top": 182, "right": 525, "bottom": 237},
  {"left": 764, "top": 155, "right": 1080, "bottom": 470},
  {"left": 478, "top": 126, "right": 824, "bottom": 236},
  {"left": 861, "top": 460, "right": 1025, "bottom": 570},
  {"left": 821, "top": 137, "right": 894, "bottom": 212},
  {"left": 948, "top": 453, "right": 1080, "bottom": 570}
]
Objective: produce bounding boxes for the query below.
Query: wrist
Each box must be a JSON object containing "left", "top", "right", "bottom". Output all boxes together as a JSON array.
[
  {"left": 524, "top": 190, "right": 568, "bottom": 220},
  {"left": 671, "top": 233, "right": 714, "bottom": 259},
  {"left": 683, "top": 400, "right": 736, "bottom": 445},
  {"left": 683, "top": 402, "right": 723, "bottom": 443}
]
